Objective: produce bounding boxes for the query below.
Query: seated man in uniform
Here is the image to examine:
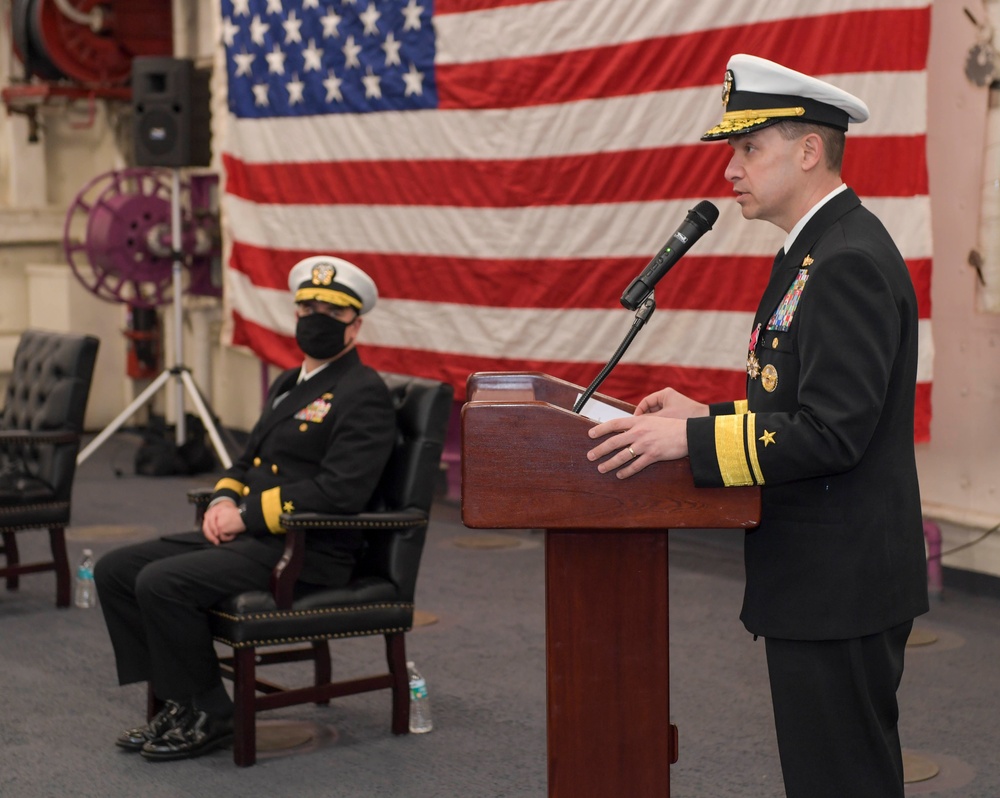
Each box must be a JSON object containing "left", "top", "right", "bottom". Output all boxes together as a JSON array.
[{"left": 94, "top": 255, "right": 395, "bottom": 761}]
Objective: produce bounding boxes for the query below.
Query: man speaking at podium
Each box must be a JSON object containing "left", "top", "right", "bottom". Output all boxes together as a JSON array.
[{"left": 587, "top": 55, "right": 928, "bottom": 798}]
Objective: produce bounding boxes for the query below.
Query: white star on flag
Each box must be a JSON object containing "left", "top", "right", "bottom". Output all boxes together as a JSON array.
[
  {"left": 323, "top": 70, "right": 343, "bottom": 102},
  {"left": 359, "top": 3, "right": 380, "bottom": 36},
  {"left": 402, "top": 61, "right": 423, "bottom": 96},
  {"left": 251, "top": 82, "right": 268, "bottom": 106},
  {"left": 302, "top": 39, "right": 323, "bottom": 72},
  {"left": 283, "top": 10, "right": 303, "bottom": 44},
  {"left": 321, "top": 9, "right": 342, "bottom": 38},
  {"left": 265, "top": 42, "right": 286, "bottom": 74},
  {"left": 287, "top": 74, "right": 305, "bottom": 104},
  {"left": 362, "top": 67, "right": 381, "bottom": 99},
  {"left": 382, "top": 31, "right": 402, "bottom": 67},
  {"left": 222, "top": 16, "right": 240, "bottom": 47},
  {"left": 401, "top": 0, "right": 423, "bottom": 31},
  {"left": 249, "top": 14, "right": 269, "bottom": 46},
  {"left": 342, "top": 35, "right": 362, "bottom": 68},
  {"left": 233, "top": 49, "right": 255, "bottom": 77}
]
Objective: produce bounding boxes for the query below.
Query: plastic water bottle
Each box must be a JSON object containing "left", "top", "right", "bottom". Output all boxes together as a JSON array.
[
  {"left": 407, "top": 660, "right": 433, "bottom": 733},
  {"left": 74, "top": 548, "right": 96, "bottom": 609}
]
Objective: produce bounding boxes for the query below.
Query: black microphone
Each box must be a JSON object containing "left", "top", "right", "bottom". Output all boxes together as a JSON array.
[{"left": 620, "top": 200, "right": 719, "bottom": 310}]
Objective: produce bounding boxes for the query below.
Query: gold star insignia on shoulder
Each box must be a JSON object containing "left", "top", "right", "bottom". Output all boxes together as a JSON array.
[
  {"left": 283, "top": 501, "right": 295, "bottom": 513},
  {"left": 759, "top": 430, "right": 776, "bottom": 447},
  {"left": 802, "top": 254, "right": 814, "bottom": 268}
]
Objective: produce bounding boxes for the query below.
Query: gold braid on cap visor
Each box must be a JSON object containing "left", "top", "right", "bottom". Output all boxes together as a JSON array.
[
  {"left": 703, "top": 105, "right": 806, "bottom": 136},
  {"left": 295, "top": 286, "right": 363, "bottom": 309}
]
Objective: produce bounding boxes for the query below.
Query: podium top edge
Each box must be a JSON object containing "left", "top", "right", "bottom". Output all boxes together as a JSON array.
[{"left": 465, "top": 371, "right": 635, "bottom": 414}]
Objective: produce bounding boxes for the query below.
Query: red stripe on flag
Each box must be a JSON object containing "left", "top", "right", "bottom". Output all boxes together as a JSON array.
[
  {"left": 907, "top": 258, "right": 932, "bottom": 319},
  {"left": 232, "top": 312, "right": 299, "bottom": 371},
  {"left": 435, "top": 0, "right": 551, "bottom": 12},
  {"left": 844, "top": 137, "right": 928, "bottom": 198},
  {"left": 436, "top": 8, "right": 930, "bottom": 110},
  {"left": 222, "top": 136, "right": 927, "bottom": 208},
  {"left": 914, "top": 382, "right": 931, "bottom": 443}
]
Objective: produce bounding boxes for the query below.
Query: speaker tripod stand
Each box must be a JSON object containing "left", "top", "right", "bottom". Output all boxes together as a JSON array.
[{"left": 77, "top": 169, "right": 232, "bottom": 469}]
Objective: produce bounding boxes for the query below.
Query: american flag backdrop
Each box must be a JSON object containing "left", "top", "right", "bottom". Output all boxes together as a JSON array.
[{"left": 219, "top": 0, "right": 934, "bottom": 441}]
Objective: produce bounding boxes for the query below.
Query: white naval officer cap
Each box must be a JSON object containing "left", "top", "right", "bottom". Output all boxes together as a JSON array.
[
  {"left": 287, "top": 255, "right": 378, "bottom": 315},
  {"left": 701, "top": 54, "right": 870, "bottom": 141}
]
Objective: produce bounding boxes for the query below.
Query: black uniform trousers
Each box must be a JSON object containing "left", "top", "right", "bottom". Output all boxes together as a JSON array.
[
  {"left": 95, "top": 538, "right": 278, "bottom": 707},
  {"left": 764, "top": 619, "right": 913, "bottom": 798}
]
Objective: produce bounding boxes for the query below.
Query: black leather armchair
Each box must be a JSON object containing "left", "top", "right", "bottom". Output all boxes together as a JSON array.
[
  {"left": 183, "top": 371, "right": 453, "bottom": 766},
  {"left": 0, "top": 330, "right": 99, "bottom": 607}
]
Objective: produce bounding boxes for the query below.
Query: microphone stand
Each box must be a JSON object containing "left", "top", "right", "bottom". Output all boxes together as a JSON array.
[{"left": 572, "top": 295, "right": 656, "bottom": 414}]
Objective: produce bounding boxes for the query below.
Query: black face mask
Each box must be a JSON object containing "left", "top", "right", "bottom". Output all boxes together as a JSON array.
[{"left": 295, "top": 313, "right": 352, "bottom": 360}]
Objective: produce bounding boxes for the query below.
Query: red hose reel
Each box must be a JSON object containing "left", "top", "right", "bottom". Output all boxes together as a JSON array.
[{"left": 11, "top": 0, "right": 172, "bottom": 84}]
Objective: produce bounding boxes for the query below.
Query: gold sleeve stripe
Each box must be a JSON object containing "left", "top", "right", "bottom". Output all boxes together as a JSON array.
[
  {"left": 745, "top": 412, "right": 765, "bottom": 485},
  {"left": 733, "top": 400, "right": 749, "bottom": 415},
  {"left": 214, "top": 477, "right": 246, "bottom": 495},
  {"left": 714, "top": 414, "right": 754, "bottom": 487},
  {"left": 261, "top": 487, "right": 286, "bottom": 534}
]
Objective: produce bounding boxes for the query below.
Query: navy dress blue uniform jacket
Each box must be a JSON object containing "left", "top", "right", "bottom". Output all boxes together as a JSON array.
[
  {"left": 175, "top": 348, "right": 395, "bottom": 586},
  {"left": 686, "top": 189, "right": 929, "bottom": 640}
]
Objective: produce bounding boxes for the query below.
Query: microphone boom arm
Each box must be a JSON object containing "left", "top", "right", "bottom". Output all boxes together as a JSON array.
[
  {"left": 572, "top": 199, "right": 718, "bottom": 415},
  {"left": 572, "top": 296, "right": 656, "bottom": 414}
]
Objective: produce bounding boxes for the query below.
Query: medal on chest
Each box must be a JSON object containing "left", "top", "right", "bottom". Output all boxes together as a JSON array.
[
  {"left": 747, "top": 322, "right": 762, "bottom": 379},
  {"left": 761, "top": 364, "right": 778, "bottom": 392},
  {"left": 294, "top": 395, "right": 333, "bottom": 423}
]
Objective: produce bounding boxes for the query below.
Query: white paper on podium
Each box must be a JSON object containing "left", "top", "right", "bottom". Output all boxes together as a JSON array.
[{"left": 575, "top": 394, "right": 632, "bottom": 423}]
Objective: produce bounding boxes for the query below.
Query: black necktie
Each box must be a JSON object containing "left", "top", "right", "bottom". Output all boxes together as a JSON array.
[
  {"left": 272, "top": 373, "right": 301, "bottom": 409},
  {"left": 771, "top": 248, "right": 785, "bottom": 274}
]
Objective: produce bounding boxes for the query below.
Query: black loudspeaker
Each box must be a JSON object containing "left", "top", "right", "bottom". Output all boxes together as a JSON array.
[{"left": 132, "top": 57, "right": 211, "bottom": 167}]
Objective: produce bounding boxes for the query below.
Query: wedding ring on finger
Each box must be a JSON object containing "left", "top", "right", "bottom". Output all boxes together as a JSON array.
[{"left": 627, "top": 445, "right": 637, "bottom": 459}]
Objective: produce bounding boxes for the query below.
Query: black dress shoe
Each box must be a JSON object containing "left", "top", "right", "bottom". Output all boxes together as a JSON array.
[
  {"left": 140, "top": 708, "right": 234, "bottom": 761},
  {"left": 116, "top": 700, "right": 190, "bottom": 752}
]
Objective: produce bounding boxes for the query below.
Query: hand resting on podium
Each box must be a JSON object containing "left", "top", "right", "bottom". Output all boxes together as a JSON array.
[{"left": 586, "top": 386, "right": 708, "bottom": 479}]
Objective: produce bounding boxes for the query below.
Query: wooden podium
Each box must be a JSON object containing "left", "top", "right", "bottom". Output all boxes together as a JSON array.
[{"left": 461, "top": 372, "right": 760, "bottom": 797}]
